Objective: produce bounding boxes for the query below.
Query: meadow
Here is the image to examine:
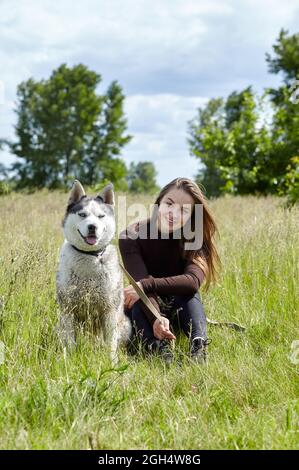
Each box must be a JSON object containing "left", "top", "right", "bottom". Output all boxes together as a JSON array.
[{"left": 0, "top": 190, "right": 298, "bottom": 449}]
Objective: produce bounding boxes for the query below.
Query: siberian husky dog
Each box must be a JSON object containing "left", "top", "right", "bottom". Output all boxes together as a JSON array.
[{"left": 56, "top": 180, "right": 131, "bottom": 363}]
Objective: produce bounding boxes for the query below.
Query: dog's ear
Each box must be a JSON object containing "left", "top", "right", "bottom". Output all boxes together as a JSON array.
[
  {"left": 68, "top": 180, "right": 86, "bottom": 206},
  {"left": 96, "top": 182, "right": 115, "bottom": 206}
]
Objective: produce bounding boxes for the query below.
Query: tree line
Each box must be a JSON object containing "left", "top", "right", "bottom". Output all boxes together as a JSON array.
[
  {"left": 188, "top": 29, "right": 299, "bottom": 205},
  {"left": 0, "top": 29, "right": 298, "bottom": 203},
  {"left": 0, "top": 63, "right": 159, "bottom": 194}
]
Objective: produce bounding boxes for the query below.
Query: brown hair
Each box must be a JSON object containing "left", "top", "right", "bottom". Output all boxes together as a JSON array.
[{"left": 142, "top": 177, "right": 221, "bottom": 292}]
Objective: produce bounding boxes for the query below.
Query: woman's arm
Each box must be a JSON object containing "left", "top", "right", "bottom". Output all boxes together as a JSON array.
[
  {"left": 118, "top": 225, "right": 162, "bottom": 325},
  {"left": 139, "top": 259, "right": 205, "bottom": 296}
]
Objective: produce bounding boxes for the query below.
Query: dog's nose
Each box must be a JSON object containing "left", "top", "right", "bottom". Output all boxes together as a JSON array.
[{"left": 88, "top": 224, "right": 96, "bottom": 233}]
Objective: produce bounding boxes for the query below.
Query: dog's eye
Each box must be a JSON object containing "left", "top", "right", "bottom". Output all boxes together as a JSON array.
[
  {"left": 78, "top": 213, "right": 87, "bottom": 218},
  {"left": 98, "top": 214, "right": 105, "bottom": 218}
]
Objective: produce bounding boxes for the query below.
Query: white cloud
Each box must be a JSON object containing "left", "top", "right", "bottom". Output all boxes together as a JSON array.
[{"left": 123, "top": 94, "right": 208, "bottom": 185}]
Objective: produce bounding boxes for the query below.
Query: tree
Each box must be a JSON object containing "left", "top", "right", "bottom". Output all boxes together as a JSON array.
[
  {"left": 266, "top": 29, "right": 299, "bottom": 84},
  {"left": 127, "top": 161, "right": 160, "bottom": 194},
  {"left": 188, "top": 29, "right": 299, "bottom": 202},
  {"left": 188, "top": 98, "right": 226, "bottom": 197},
  {"left": 0, "top": 140, "right": 9, "bottom": 181},
  {"left": 266, "top": 29, "right": 299, "bottom": 201},
  {"left": 5, "top": 64, "right": 132, "bottom": 189},
  {"left": 188, "top": 89, "right": 272, "bottom": 196},
  {"left": 79, "top": 80, "right": 132, "bottom": 187}
]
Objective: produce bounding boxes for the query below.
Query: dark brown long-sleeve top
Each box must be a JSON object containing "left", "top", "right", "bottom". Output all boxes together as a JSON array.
[{"left": 118, "top": 218, "right": 205, "bottom": 325}]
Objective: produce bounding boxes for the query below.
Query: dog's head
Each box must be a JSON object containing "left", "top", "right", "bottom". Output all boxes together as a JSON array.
[{"left": 62, "top": 180, "right": 116, "bottom": 252}]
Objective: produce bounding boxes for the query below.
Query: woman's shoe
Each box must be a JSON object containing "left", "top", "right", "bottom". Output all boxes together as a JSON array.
[{"left": 190, "top": 337, "right": 211, "bottom": 364}]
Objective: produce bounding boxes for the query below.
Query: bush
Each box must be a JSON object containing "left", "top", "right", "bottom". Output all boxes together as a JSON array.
[
  {"left": 278, "top": 156, "right": 299, "bottom": 207},
  {"left": 0, "top": 180, "right": 12, "bottom": 195}
]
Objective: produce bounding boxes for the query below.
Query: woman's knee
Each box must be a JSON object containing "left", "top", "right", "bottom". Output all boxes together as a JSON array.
[
  {"left": 130, "top": 301, "right": 154, "bottom": 334},
  {"left": 131, "top": 301, "right": 144, "bottom": 321},
  {"left": 174, "top": 291, "right": 202, "bottom": 311},
  {"left": 173, "top": 293, "right": 207, "bottom": 339}
]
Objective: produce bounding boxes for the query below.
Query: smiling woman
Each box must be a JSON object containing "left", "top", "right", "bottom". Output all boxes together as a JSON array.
[{"left": 118, "top": 177, "right": 221, "bottom": 365}]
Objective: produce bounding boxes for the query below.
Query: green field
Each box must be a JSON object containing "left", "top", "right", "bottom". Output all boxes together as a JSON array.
[{"left": 0, "top": 190, "right": 298, "bottom": 449}]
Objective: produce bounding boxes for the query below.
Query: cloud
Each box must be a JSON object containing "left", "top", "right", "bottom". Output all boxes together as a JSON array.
[
  {"left": 123, "top": 94, "right": 208, "bottom": 185},
  {"left": 0, "top": 0, "right": 298, "bottom": 186}
]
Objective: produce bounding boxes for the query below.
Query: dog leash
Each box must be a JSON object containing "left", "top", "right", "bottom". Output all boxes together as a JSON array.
[
  {"left": 119, "top": 262, "right": 165, "bottom": 322},
  {"left": 119, "top": 262, "right": 246, "bottom": 332},
  {"left": 69, "top": 244, "right": 245, "bottom": 330}
]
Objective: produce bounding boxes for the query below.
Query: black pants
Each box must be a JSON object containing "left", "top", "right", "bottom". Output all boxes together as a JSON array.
[{"left": 125, "top": 292, "right": 207, "bottom": 351}]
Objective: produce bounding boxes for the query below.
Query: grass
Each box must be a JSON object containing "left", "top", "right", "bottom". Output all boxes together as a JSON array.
[{"left": 0, "top": 189, "right": 298, "bottom": 449}]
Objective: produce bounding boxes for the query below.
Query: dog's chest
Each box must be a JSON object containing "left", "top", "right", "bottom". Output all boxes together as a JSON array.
[
  {"left": 70, "top": 265, "right": 113, "bottom": 298},
  {"left": 57, "top": 245, "right": 122, "bottom": 317}
]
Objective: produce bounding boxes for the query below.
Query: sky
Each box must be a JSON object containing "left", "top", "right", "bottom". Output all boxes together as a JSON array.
[{"left": 0, "top": 0, "right": 298, "bottom": 187}]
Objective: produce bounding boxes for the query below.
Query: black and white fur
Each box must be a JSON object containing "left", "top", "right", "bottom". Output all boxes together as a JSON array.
[{"left": 56, "top": 180, "right": 131, "bottom": 363}]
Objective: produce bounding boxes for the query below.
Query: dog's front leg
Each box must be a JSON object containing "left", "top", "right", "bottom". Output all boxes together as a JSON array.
[
  {"left": 57, "top": 313, "right": 76, "bottom": 350},
  {"left": 110, "top": 331, "right": 119, "bottom": 366},
  {"left": 103, "top": 319, "right": 119, "bottom": 366}
]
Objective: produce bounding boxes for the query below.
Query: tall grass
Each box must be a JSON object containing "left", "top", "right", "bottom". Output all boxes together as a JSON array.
[{"left": 0, "top": 190, "right": 298, "bottom": 449}]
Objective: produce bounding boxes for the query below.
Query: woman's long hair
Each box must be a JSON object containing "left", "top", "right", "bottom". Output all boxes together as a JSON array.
[{"left": 141, "top": 177, "right": 221, "bottom": 292}]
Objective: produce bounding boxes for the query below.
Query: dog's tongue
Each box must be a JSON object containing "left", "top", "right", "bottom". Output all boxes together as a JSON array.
[{"left": 86, "top": 236, "right": 97, "bottom": 245}]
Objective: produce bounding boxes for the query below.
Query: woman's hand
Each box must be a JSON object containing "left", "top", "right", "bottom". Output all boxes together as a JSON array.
[
  {"left": 153, "top": 317, "right": 176, "bottom": 341},
  {"left": 124, "top": 281, "right": 143, "bottom": 310}
]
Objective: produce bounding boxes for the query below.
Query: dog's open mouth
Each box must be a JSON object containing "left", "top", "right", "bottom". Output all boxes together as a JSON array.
[{"left": 77, "top": 229, "right": 98, "bottom": 246}]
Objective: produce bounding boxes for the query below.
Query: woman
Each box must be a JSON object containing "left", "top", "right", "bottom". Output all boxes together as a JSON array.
[{"left": 118, "top": 177, "right": 221, "bottom": 365}]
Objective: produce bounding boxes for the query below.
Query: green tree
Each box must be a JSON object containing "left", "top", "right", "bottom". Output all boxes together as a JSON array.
[
  {"left": 188, "top": 29, "right": 299, "bottom": 202},
  {"left": 79, "top": 80, "right": 132, "bottom": 187},
  {"left": 266, "top": 29, "right": 299, "bottom": 202},
  {"left": 0, "top": 140, "right": 10, "bottom": 183},
  {"left": 266, "top": 29, "right": 299, "bottom": 84},
  {"left": 127, "top": 161, "right": 160, "bottom": 194},
  {"left": 188, "top": 89, "right": 272, "bottom": 196},
  {"left": 5, "top": 64, "right": 132, "bottom": 189},
  {"left": 188, "top": 98, "right": 226, "bottom": 197}
]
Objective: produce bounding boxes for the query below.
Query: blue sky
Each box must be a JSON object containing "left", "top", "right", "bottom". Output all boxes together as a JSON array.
[{"left": 0, "top": 0, "right": 298, "bottom": 187}]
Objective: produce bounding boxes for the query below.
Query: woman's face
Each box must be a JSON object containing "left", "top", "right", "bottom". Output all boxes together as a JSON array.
[{"left": 157, "top": 187, "right": 195, "bottom": 234}]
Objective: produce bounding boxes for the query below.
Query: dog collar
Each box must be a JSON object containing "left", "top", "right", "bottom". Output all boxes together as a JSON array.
[{"left": 70, "top": 244, "right": 106, "bottom": 257}]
